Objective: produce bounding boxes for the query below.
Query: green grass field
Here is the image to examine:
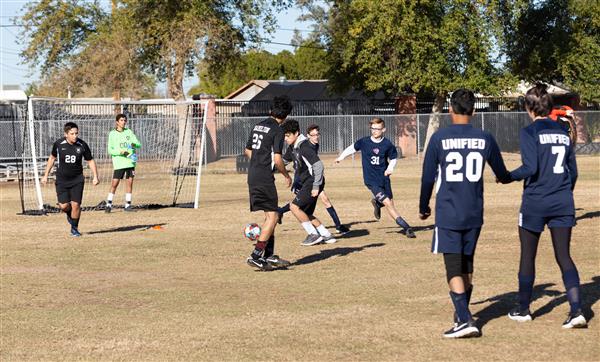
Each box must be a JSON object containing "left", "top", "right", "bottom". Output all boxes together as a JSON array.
[{"left": 1, "top": 153, "right": 599, "bottom": 360}]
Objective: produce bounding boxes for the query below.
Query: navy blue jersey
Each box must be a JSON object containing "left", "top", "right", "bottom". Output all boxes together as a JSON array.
[
  {"left": 354, "top": 137, "right": 397, "bottom": 187},
  {"left": 510, "top": 119, "right": 577, "bottom": 217},
  {"left": 245, "top": 117, "right": 284, "bottom": 185},
  {"left": 420, "top": 124, "right": 509, "bottom": 229}
]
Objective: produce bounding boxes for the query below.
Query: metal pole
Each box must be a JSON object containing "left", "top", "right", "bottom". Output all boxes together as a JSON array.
[
  {"left": 481, "top": 112, "right": 485, "bottom": 131},
  {"left": 27, "top": 98, "right": 44, "bottom": 211},
  {"left": 351, "top": 115, "right": 355, "bottom": 167},
  {"left": 194, "top": 101, "right": 208, "bottom": 209}
]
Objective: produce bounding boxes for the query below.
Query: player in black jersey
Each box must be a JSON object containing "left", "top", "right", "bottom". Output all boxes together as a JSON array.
[
  {"left": 281, "top": 120, "right": 337, "bottom": 246},
  {"left": 245, "top": 96, "right": 292, "bottom": 270},
  {"left": 41, "top": 122, "right": 99, "bottom": 237}
]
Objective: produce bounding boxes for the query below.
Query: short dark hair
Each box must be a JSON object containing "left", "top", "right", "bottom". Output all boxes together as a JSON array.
[
  {"left": 525, "top": 83, "right": 553, "bottom": 117},
  {"left": 450, "top": 89, "right": 475, "bottom": 116},
  {"left": 281, "top": 119, "right": 300, "bottom": 134},
  {"left": 270, "top": 95, "right": 293, "bottom": 119},
  {"left": 307, "top": 124, "right": 319, "bottom": 134},
  {"left": 64, "top": 122, "right": 78, "bottom": 133},
  {"left": 115, "top": 113, "right": 127, "bottom": 122}
]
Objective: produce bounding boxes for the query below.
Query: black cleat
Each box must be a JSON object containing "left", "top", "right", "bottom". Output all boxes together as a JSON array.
[
  {"left": 562, "top": 309, "right": 587, "bottom": 329},
  {"left": 400, "top": 228, "right": 416, "bottom": 238},
  {"left": 265, "top": 255, "right": 291, "bottom": 268},
  {"left": 371, "top": 199, "right": 381, "bottom": 220},
  {"left": 336, "top": 225, "right": 350, "bottom": 235},
  {"left": 246, "top": 257, "right": 272, "bottom": 271},
  {"left": 508, "top": 307, "right": 532, "bottom": 322},
  {"left": 443, "top": 319, "right": 480, "bottom": 338}
]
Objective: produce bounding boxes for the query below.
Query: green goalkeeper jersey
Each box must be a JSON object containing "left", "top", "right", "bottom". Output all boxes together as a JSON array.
[{"left": 107, "top": 127, "right": 141, "bottom": 170}]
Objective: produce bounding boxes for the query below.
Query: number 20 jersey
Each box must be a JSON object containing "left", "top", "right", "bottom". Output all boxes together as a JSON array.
[
  {"left": 420, "top": 124, "right": 509, "bottom": 229},
  {"left": 510, "top": 119, "right": 577, "bottom": 217}
]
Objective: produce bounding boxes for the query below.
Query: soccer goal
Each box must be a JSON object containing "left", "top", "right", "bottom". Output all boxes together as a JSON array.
[{"left": 17, "top": 97, "right": 210, "bottom": 214}]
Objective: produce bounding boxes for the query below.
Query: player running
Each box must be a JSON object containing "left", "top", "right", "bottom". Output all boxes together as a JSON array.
[
  {"left": 41, "top": 122, "right": 100, "bottom": 236},
  {"left": 244, "top": 96, "right": 293, "bottom": 271},
  {"left": 335, "top": 117, "right": 416, "bottom": 238},
  {"left": 281, "top": 120, "right": 337, "bottom": 246},
  {"left": 278, "top": 124, "right": 350, "bottom": 235},
  {"left": 105, "top": 113, "right": 141, "bottom": 212},
  {"left": 419, "top": 89, "right": 511, "bottom": 338},
  {"left": 506, "top": 84, "right": 586, "bottom": 329}
]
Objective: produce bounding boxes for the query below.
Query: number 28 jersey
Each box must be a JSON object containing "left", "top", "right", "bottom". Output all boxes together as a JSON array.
[
  {"left": 245, "top": 117, "right": 284, "bottom": 185},
  {"left": 51, "top": 138, "right": 94, "bottom": 184},
  {"left": 510, "top": 119, "right": 577, "bottom": 217},
  {"left": 420, "top": 124, "right": 509, "bottom": 229}
]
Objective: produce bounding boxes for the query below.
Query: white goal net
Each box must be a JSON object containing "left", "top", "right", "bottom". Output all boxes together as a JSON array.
[{"left": 18, "top": 97, "right": 209, "bottom": 214}]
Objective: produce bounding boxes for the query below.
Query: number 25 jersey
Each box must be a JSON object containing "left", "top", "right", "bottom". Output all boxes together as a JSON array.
[
  {"left": 420, "top": 124, "right": 509, "bottom": 229},
  {"left": 245, "top": 117, "right": 284, "bottom": 185}
]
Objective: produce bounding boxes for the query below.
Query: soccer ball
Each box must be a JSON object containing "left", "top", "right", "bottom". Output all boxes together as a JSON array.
[{"left": 243, "top": 223, "right": 261, "bottom": 241}]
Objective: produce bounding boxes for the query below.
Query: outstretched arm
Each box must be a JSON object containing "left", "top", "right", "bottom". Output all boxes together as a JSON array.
[{"left": 335, "top": 144, "right": 357, "bottom": 163}]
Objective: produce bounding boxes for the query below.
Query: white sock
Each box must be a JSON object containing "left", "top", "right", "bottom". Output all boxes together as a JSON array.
[
  {"left": 301, "top": 221, "right": 318, "bottom": 235},
  {"left": 316, "top": 224, "right": 331, "bottom": 237},
  {"left": 107, "top": 193, "right": 114, "bottom": 205},
  {"left": 125, "top": 193, "right": 132, "bottom": 206}
]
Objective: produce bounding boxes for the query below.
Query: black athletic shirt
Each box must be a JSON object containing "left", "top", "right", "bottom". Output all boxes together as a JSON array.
[
  {"left": 245, "top": 117, "right": 284, "bottom": 185},
  {"left": 51, "top": 138, "right": 93, "bottom": 184}
]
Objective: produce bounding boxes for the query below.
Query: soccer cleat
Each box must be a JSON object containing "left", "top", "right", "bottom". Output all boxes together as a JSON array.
[
  {"left": 336, "top": 225, "right": 350, "bottom": 235},
  {"left": 321, "top": 235, "right": 337, "bottom": 244},
  {"left": 371, "top": 199, "right": 381, "bottom": 220},
  {"left": 443, "top": 319, "right": 480, "bottom": 338},
  {"left": 104, "top": 205, "right": 112, "bottom": 213},
  {"left": 401, "top": 228, "right": 416, "bottom": 238},
  {"left": 508, "top": 307, "right": 533, "bottom": 322},
  {"left": 70, "top": 228, "right": 81, "bottom": 237},
  {"left": 562, "top": 310, "right": 587, "bottom": 329},
  {"left": 265, "top": 255, "right": 291, "bottom": 268},
  {"left": 301, "top": 234, "right": 323, "bottom": 246},
  {"left": 246, "top": 256, "right": 272, "bottom": 271},
  {"left": 123, "top": 206, "right": 135, "bottom": 212}
]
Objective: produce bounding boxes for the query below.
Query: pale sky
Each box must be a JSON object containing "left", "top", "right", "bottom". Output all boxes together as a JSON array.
[{"left": 0, "top": 0, "right": 310, "bottom": 95}]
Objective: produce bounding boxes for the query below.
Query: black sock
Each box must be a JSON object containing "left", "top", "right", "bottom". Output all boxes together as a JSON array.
[
  {"left": 326, "top": 206, "right": 342, "bottom": 228},
  {"left": 278, "top": 203, "right": 290, "bottom": 214},
  {"left": 264, "top": 235, "right": 275, "bottom": 258},
  {"left": 466, "top": 284, "right": 473, "bottom": 305},
  {"left": 71, "top": 218, "right": 79, "bottom": 229},
  {"left": 395, "top": 216, "right": 410, "bottom": 230}
]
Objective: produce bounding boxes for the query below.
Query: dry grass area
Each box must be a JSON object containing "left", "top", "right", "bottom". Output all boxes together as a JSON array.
[{"left": 1, "top": 153, "right": 599, "bottom": 361}]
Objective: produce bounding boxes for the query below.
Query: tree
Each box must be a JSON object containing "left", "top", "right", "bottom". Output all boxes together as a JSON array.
[
  {"left": 324, "top": 0, "right": 510, "bottom": 149},
  {"left": 497, "top": 0, "right": 600, "bottom": 102}
]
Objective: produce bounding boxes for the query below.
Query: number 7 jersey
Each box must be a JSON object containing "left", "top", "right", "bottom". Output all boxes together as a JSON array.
[
  {"left": 510, "top": 119, "right": 577, "bottom": 217},
  {"left": 420, "top": 124, "right": 510, "bottom": 229}
]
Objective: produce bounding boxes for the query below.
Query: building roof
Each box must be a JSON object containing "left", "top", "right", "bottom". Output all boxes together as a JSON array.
[
  {"left": 0, "top": 89, "right": 27, "bottom": 102},
  {"left": 224, "top": 79, "right": 382, "bottom": 101}
]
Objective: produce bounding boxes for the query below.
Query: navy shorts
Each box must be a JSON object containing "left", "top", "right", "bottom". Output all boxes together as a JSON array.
[
  {"left": 113, "top": 167, "right": 135, "bottom": 179},
  {"left": 432, "top": 227, "right": 481, "bottom": 255},
  {"left": 56, "top": 181, "right": 84, "bottom": 204},
  {"left": 292, "top": 182, "right": 325, "bottom": 216},
  {"left": 249, "top": 183, "right": 278, "bottom": 212},
  {"left": 519, "top": 213, "right": 576, "bottom": 233},
  {"left": 367, "top": 179, "right": 393, "bottom": 204}
]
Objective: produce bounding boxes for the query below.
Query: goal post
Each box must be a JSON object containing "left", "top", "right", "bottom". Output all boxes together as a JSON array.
[{"left": 19, "top": 97, "right": 209, "bottom": 214}]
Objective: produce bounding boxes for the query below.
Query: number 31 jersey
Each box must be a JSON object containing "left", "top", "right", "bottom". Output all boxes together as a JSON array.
[
  {"left": 245, "top": 117, "right": 284, "bottom": 185},
  {"left": 420, "top": 124, "right": 509, "bottom": 229},
  {"left": 510, "top": 119, "right": 577, "bottom": 217}
]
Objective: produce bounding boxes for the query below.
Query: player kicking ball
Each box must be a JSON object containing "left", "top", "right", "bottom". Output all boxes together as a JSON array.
[
  {"left": 281, "top": 120, "right": 337, "bottom": 246},
  {"left": 105, "top": 113, "right": 141, "bottom": 212},
  {"left": 419, "top": 89, "right": 510, "bottom": 338},
  {"left": 41, "top": 122, "right": 100, "bottom": 236},
  {"left": 335, "top": 118, "right": 416, "bottom": 238}
]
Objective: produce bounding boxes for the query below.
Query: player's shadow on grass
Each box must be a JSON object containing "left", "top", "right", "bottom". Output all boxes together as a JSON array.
[
  {"left": 576, "top": 210, "right": 600, "bottom": 221},
  {"left": 533, "top": 276, "right": 600, "bottom": 322},
  {"left": 343, "top": 220, "right": 380, "bottom": 227},
  {"left": 88, "top": 223, "right": 167, "bottom": 234},
  {"left": 337, "top": 229, "right": 370, "bottom": 239},
  {"left": 291, "top": 242, "right": 385, "bottom": 267},
  {"left": 471, "top": 283, "right": 561, "bottom": 329},
  {"left": 384, "top": 224, "right": 435, "bottom": 234}
]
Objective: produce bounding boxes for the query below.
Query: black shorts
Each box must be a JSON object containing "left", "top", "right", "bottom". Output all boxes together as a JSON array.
[
  {"left": 56, "top": 181, "right": 84, "bottom": 204},
  {"left": 367, "top": 179, "right": 393, "bottom": 203},
  {"left": 113, "top": 167, "right": 135, "bottom": 179},
  {"left": 292, "top": 182, "right": 325, "bottom": 216},
  {"left": 249, "top": 183, "right": 278, "bottom": 212}
]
